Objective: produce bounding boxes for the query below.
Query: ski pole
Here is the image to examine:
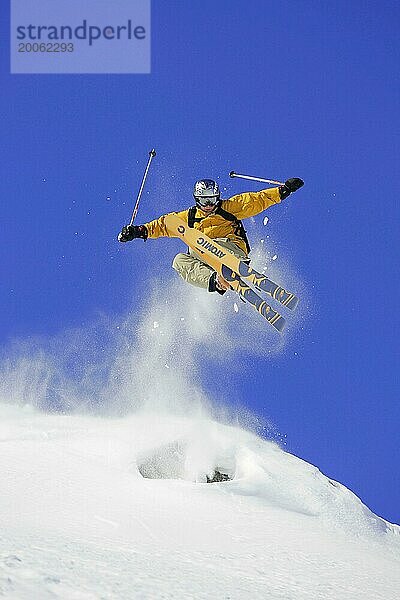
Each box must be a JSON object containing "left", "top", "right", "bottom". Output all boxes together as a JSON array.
[
  {"left": 129, "top": 149, "right": 156, "bottom": 226},
  {"left": 229, "top": 171, "right": 284, "bottom": 186}
]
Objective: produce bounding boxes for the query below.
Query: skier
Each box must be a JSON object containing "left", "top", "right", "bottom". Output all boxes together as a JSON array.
[{"left": 118, "top": 177, "right": 304, "bottom": 294}]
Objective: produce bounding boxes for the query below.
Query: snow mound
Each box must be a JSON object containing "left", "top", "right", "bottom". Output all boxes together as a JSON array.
[
  {"left": 0, "top": 405, "right": 399, "bottom": 599},
  {"left": 137, "top": 440, "right": 233, "bottom": 482}
]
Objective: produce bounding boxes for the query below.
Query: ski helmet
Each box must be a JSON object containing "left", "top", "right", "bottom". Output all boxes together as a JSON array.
[{"left": 193, "top": 179, "right": 221, "bottom": 207}]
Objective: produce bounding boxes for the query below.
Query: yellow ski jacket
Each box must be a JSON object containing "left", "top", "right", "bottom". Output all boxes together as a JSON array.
[{"left": 143, "top": 187, "right": 282, "bottom": 254}]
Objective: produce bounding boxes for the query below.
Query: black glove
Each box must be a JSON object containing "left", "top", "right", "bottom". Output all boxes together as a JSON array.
[
  {"left": 118, "top": 224, "right": 148, "bottom": 242},
  {"left": 279, "top": 178, "right": 304, "bottom": 200}
]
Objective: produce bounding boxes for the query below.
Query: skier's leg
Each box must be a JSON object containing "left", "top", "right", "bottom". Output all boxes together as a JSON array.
[
  {"left": 172, "top": 240, "right": 248, "bottom": 294},
  {"left": 216, "top": 239, "right": 248, "bottom": 260},
  {"left": 172, "top": 253, "right": 214, "bottom": 290},
  {"left": 211, "top": 239, "right": 248, "bottom": 290}
]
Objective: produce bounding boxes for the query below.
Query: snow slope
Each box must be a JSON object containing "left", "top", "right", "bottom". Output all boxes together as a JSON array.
[
  {"left": 1, "top": 277, "right": 399, "bottom": 599},
  {"left": 0, "top": 405, "right": 399, "bottom": 600}
]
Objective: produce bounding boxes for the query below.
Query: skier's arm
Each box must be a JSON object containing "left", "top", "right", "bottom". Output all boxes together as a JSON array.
[
  {"left": 118, "top": 210, "right": 188, "bottom": 243},
  {"left": 224, "top": 188, "right": 281, "bottom": 219},
  {"left": 223, "top": 178, "right": 304, "bottom": 219},
  {"left": 144, "top": 210, "right": 188, "bottom": 239},
  {"left": 118, "top": 210, "right": 188, "bottom": 242}
]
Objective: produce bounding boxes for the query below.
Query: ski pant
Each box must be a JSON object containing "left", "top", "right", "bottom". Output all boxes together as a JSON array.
[{"left": 172, "top": 238, "right": 248, "bottom": 291}]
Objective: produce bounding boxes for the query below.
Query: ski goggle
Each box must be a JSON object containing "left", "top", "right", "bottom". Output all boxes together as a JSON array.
[{"left": 194, "top": 195, "right": 220, "bottom": 207}]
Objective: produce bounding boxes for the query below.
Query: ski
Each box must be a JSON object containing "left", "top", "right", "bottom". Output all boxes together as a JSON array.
[
  {"left": 165, "top": 214, "right": 287, "bottom": 332},
  {"left": 164, "top": 213, "right": 299, "bottom": 310},
  {"left": 219, "top": 264, "right": 286, "bottom": 332},
  {"left": 234, "top": 262, "right": 298, "bottom": 311}
]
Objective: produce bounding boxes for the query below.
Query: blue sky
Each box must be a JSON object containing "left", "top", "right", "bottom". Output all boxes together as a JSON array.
[{"left": 1, "top": 1, "right": 399, "bottom": 523}]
